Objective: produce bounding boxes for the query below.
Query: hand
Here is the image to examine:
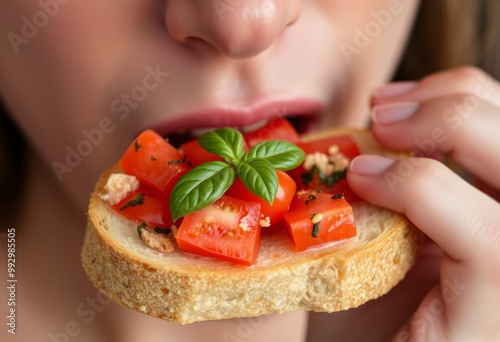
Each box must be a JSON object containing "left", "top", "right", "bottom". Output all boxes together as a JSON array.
[{"left": 347, "top": 66, "right": 500, "bottom": 341}]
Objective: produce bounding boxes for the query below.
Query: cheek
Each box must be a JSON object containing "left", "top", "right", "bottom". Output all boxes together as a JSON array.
[
  {"left": 0, "top": 0, "right": 153, "bottom": 205},
  {"left": 311, "top": 0, "right": 419, "bottom": 125},
  {"left": 0, "top": 1, "right": 147, "bottom": 148},
  {"left": 315, "top": 0, "right": 418, "bottom": 54}
]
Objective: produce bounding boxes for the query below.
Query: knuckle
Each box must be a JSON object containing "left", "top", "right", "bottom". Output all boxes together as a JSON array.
[
  {"left": 390, "top": 157, "right": 450, "bottom": 206},
  {"left": 447, "top": 66, "right": 488, "bottom": 92},
  {"left": 410, "top": 158, "right": 450, "bottom": 196},
  {"left": 450, "top": 65, "right": 485, "bottom": 79},
  {"left": 449, "top": 92, "right": 481, "bottom": 117},
  {"left": 421, "top": 66, "right": 488, "bottom": 95}
]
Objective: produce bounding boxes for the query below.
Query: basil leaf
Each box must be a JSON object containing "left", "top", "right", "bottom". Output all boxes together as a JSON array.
[
  {"left": 198, "top": 128, "right": 245, "bottom": 164},
  {"left": 237, "top": 159, "right": 278, "bottom": 205},
  {"left": 245, "top": 140, "right": 305, "bottom": 171},
  {"left": 170, "top": 161, "right": 236, "bottom": 221}
]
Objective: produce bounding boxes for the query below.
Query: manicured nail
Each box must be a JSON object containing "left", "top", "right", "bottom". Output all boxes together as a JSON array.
[
  {"left": 350, "top": 155, "right": 395, "bottom": 175},
  {"left": 371, "top": 102, "right": 419, "bottom": 126},
  {"left": 373, "top": 81, "right": 417, "bottom": 99}
]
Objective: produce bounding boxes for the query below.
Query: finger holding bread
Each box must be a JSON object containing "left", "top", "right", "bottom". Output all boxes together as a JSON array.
[
  {"left": 348, "top": 155, "right": 500, "bottom": 340},
  {"left": 348, "top": 155, "right": 500, "bottom": 262},
  {"left": 370, "top": 68, "right": 500, "bottom": 191},
  {"left": 372, "top": 66, "right": 500, "bottom": 108},
  {"left": 371, "top": 96, "right": 500, "bottom": 188}
]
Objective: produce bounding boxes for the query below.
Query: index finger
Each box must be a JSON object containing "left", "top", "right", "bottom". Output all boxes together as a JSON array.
[{"left": 373, "top": 67, "right": 500, "bottom": 108}]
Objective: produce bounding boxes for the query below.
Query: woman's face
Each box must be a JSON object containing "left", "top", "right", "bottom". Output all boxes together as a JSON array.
[{"left": 0, "top": 0, "right": 418, "bottom": 207}]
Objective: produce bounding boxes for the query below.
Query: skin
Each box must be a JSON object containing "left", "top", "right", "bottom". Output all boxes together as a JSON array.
[
  {"left": 348, "top": 67, "right": 500, "bottom": 341},
  {"left": 0, "top": 0, "right": 498, "bottom": 341}
]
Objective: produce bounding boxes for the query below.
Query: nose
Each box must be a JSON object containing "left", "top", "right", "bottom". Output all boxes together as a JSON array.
[{"left": 165, "top": 0, "right": 301, "bottom": 59}]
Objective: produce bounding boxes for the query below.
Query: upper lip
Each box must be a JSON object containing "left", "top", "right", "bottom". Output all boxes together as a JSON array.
[{"left": 147, "top": 95, "right": 324, "bottom": 137}]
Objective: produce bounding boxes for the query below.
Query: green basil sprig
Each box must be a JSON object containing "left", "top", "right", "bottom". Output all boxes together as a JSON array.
[
  {"left": 237, "top": 159, "right": 278, "bottom": 205},
  {"left": 198, "top": 128, "right": 245, "bottom": 165},
  {"left": 170, "top": 127, "right": 305, "bottom": 221}
]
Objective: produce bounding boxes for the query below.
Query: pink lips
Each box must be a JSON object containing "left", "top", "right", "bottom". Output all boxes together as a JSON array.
[{"left": 148, "top": 97, "right": 324, "bottom": 138}]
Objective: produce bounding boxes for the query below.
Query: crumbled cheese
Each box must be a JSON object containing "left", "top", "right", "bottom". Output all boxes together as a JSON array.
[
  {"left": 329, "top": 145, "right": 350, "bottom": 171},
  {"left": 328, "top": 144, "right": 339, "bottom": 156},
  {"left": 140, "top": 229, "right": 175, "bottom": 253},
  {"left": 304, "top": 152, "right": 332, "bottom": 175},
  {"left": 100, "top": 173, "right": 139, "bottom": 205},
  {"left": 259, "top": 216, "right": 271, "bottom": 228},
  {"left": 303, "top": 144, "right": 349, "bottom": 176}
]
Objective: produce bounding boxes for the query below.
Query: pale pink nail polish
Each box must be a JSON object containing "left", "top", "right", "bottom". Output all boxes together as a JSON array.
[
  {"left": 371, "top": 102, "right": 419, "bottom": 126},
  {"left": 350, "top": 155, "right": 395, "bottom": 175},
  {"left": 373, "top": 81, "right": 417, "bottom": 99}
]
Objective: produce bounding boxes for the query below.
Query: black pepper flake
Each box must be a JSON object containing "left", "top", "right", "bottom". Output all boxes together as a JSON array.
[
  {"left": 134, "top": 139, "right": 141, "bottom": 152},
  {"left": 331, "top": 193, "right": 344, "bottom": 199},
  {"left": 150, "top": 156, "right": 157, "bottom": 161},
  {"left": 312, "top": 222, "right": 320, "bottom": 238},
  {"left": 311, "top": 213, "right": 321, "bottom": 238},
  {"left": 120, "top": 193, "right": 146, "bottom": 210},
  {"left": 154, "top": 227, "right": 172, "bottom": 235},
  {"left": 305, "top": 194, "right": 316, "bottom": 205}
]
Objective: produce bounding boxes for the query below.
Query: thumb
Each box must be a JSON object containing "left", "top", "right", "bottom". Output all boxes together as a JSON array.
[
  {"left": 346, "top": 155, "right": 499, "bottom": 263},
  {"left": 347, "top": 154, "right": 500, "bottom": 339}
]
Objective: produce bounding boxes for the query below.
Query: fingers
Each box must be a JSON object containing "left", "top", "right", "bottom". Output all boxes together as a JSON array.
[
  {"left": 353, "top": 155, "right": 500, "bottom": 340},
  {"left": 371, "top": 95, "right": 500, "bottom": 188},
  {"left": 373, "top": 66, "right": 500, "bottom": 108},
  {"left": 347, "top": 155, "right": 500, "bottom": 265},
  {"left": 369, "top": 67, "right": 500, "bottom": 190},
  {"left": 369, "top": 67, "right": 500, "bottom": 341}
]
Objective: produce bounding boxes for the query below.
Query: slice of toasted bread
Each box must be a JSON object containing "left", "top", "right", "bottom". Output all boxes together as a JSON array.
[{"left": 81, "top": 128, "right": 422, "bottom": 324}]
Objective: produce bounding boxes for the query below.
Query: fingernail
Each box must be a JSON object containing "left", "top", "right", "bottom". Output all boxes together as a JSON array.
[
  {"left": 371, "top": 102, "right": 419, "bottom": 126},
  {"left": 350, "top": 155, "right": 395, "bottom": 175},
  {"left": 373, "top": 81, "right": 417, "bottom": 99}
]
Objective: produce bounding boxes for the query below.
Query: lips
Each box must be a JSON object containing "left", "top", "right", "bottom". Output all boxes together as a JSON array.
[{"left": 148, "top": 97, "right": 324, "bottom": 147}]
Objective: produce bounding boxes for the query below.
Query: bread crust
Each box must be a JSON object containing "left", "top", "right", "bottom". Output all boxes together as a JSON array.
[{"left": 81, "top": 128, "right": 422, "bottom": 324}]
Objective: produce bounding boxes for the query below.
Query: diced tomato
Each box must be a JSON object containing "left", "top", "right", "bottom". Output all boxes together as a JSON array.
[
  {"left": 298, "top": 135, "right": 360, "bottom": 159},
  {"left": 289, "top": 135, "right": 362, "bottom": 202},
  {"left": 284, "top": 190, "right": 356, "bottom": 252},
  {"left": 119, "top": 129, "right": 190, "bottom": 192},
  {"left": 226, "top": 170, "right": 296, "bottom": 226},
  {"left": 181, "top": 138, "right": 224, "bottom": 166},
  {"left": 243, "top": 117, "right": 300, "bottom": 148},
  {"left": 176, "top": 195, "right": 261, "bottom": 266},
  {"left": 111, "top": 185, "right": 174, "bottom": 228}
]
